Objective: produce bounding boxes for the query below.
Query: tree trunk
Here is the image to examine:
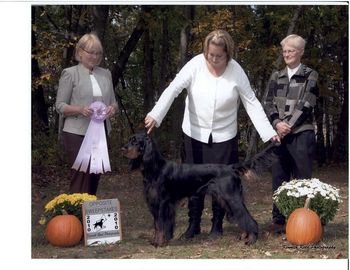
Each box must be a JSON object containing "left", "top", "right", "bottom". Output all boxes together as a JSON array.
[
  {"left": 32, "top": 6, "right": 49, "bottom": 133},
  {"left": 111, "top": 6, "right": 152, "bottom": 89},
  {"left": 324, "top": 100, "right": 332, "bottom": 161},
  {"left": 158, "top": 9, "right": 169, "bottom": 95},
  {"left": 92, "top": 5, "right": 109, "bottom": 42},
  {"left": 331, "top": 36, "right": 348, "bottom": 163},
  {"left": 173, "top": 6, "right": 194, "bottom": 160},
  {"left": 63, "top": 5, "right": 85, "bottom": 68},
  {"left": 178, "top": 6, "right": 194, "bottom": 67},
  {"left": 143, "top": 27, "right": 154, "bottom": 114},
  {"left": 315, "top": 96, "right": 326, "bottom": 166}
]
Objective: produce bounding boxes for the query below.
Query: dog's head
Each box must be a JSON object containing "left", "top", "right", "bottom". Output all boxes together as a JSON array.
[
  {"left": 121, "top": 132, "right": 148, "bottom": 159},
  {"left": 121, "top": 132, "right": 152, "bottom": 170}
]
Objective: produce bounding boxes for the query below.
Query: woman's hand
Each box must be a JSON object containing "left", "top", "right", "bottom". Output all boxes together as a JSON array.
[
  {"left": 144, "top": 115, "right": 157, "bottom": 134},
  {"left": 80, "top": 106, "right": 93, "bottom": 118},
  {"left": 106, "top": 105, "right": 116, "bottom": 118},
  {"left": 270, "top": 134, "right": 281, "bottom": 145},
  {"left": 275, "top": 121, "right": 291, "bottom": 138}
]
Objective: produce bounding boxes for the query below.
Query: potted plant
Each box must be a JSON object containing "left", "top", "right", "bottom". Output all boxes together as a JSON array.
[
  {"left": 273, "top": 178, "right": 341, "bottom": 225},
  {"left": 39, "top": 193, "right": 97, "bottom": 247}
]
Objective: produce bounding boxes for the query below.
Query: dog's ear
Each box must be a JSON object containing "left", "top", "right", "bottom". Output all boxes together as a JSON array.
[
  {"left": 142, "top": 135, "right": 154, "bottom": 164},
  {"left": 129, "top": 157, "right": 142, "bottom": 170}
]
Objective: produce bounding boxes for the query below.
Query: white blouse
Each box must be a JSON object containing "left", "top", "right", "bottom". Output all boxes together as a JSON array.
[
  {"left": 147, "top": 54, "right": 276, "bottom": 143},
  {"left": 287, "top": 63, "right": 301, "bottom": 80},
  {"left": 90, "top": 74, "right": 102, "bottom": 97}
]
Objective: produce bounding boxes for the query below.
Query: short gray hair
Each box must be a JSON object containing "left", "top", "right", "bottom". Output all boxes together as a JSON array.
[{"left": 280, "top": 34, "right": 306, "bottom": 50}]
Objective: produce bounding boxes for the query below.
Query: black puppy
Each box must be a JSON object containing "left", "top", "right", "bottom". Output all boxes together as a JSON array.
[{"left": 122, "top": 132, "right": 276, "bottom": 247}]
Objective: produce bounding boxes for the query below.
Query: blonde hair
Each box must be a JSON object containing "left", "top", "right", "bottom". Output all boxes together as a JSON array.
[
  {"left": 280, "top": 34, "right": 306, "bottom": 50},
  {"left": 203, "top": 30, "right": 234, "bottom": 63},
  {"left": 74, "top": 33, "right": 103, "bottom": 65}
]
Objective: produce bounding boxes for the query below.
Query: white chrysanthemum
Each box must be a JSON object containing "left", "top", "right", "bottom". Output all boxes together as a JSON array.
[
  {"left": 273, "top": 178, "right": 341, "bottom": 225},
  {"left": 320, "top": 189, "right": 327, "bottom": 197},
  {"left": 299, "top": 187, "right": 312, "bottom": 196},
  {"left": 295, "top": 181, "right": 303, "bottom": 187}
]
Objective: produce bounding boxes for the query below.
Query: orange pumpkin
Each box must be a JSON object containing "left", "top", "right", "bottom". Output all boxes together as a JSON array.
[
  {"left": 46, "top": 214, "right": 83, "bottom": 247},
  {"left": 286, "top": 197, "right": 323, "bottom": 245}
]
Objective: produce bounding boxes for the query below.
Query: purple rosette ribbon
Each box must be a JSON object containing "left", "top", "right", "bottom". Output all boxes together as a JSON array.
[{"left": 72, "top": 101, "right": 111, "bottom": 174}]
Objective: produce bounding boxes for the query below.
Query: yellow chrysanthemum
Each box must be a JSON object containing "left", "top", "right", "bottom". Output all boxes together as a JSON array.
[{"left": 40, "top": 193, "right": 97, "bottom": 225}]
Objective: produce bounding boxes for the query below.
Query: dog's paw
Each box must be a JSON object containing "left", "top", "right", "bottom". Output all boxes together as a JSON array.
[
  {"left": 238, "top": 231, "right": 257, "bottom": 245},
  {"left": 150, "top": 237, "right": 167, "bottom": 248},
  {"left": 238, "top": 231, "right": 248, "bottom": 240},
  {"left": 244, "top": 232, "right": 257, "bottom": 245}
]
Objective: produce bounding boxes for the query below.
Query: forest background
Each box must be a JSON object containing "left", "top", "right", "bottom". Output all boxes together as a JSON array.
[
  {"left": 26, "top": 2, "right": 348, "bottom": 267},
  {"left": 0, "top": 1, "right": 347, "bottom": 269},
  {"left": 32, "top": 4, "right": 348, "bottom": 171},
  {"left": 0, "top": 1, "right": 334, "bottom": 269}
]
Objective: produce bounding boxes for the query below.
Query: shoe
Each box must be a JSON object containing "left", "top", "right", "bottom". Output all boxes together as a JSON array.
[{"left": 267, "top": 222, "right": 286, "bottom": 234}]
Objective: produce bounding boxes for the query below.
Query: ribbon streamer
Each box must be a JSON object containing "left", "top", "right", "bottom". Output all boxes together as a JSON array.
[{"left": 72, "top": 101, "right": 111, "bottom": 174}]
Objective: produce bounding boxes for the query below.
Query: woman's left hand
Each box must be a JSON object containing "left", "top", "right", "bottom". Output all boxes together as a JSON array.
[
  {"left": 106, "top": 105, "right": 116, "bottom": 118},
  {"left": 270, "top": 134, "right": 281, "bottom": 145}
]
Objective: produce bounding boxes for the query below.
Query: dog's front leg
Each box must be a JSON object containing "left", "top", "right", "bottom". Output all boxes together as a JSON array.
[
  {"left": 224, "top": 194, "right": 259, "bottom": 245},
  {"left": 154, "top": 230, "right": 167, "bottom": 247},
  {"left": 151, "top": 220, "right": 167, "bottom": 247}
]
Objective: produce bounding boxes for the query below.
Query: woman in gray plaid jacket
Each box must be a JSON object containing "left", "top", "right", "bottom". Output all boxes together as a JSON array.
[{"left": 264, "top": 34, "right": 319, "bottom": 233}]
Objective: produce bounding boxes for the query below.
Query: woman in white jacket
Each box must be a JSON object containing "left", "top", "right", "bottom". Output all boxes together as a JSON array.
[{"left": 145, "top": 29, "right": 279, "bottom": 239}]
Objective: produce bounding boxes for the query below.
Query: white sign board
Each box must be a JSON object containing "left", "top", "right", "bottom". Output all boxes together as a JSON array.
[{"left": 82, "top": 198, "right": 122, "bottom": 246}]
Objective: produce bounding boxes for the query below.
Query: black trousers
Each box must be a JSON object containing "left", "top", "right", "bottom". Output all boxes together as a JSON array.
[
  {"left": 272, "top": 130, "right": 316, "bottom": 223},
  {"left": 183, "top": 133, "right": 238, "bottom": 225},
  {"left": 62, "top": 131, "right": 100, "bottom": 195}
]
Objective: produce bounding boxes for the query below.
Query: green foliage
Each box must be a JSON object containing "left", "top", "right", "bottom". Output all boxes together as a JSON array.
[{"left": 32, "top": 130, "right": 64, "bottom": 168}]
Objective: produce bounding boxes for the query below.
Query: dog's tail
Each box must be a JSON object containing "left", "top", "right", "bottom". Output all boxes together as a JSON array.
[{"left": 233, "top": 142, "right": 278, "bottom": 179}]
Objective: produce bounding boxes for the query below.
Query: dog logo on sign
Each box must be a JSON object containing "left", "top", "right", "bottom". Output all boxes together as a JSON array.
[
  {"left": 83, "top": 198, "right": 122, "bottom": 245},
  {"left": 92, "top": 214, "right": 110, "bottom": 231},
  {"left": 93, "top": 218, "right": 105, "bottom": 230}
]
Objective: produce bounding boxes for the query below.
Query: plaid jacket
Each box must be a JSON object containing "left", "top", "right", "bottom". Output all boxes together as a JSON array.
[{"left": 263, "top": 64, "right": 319, "bottom": 134}]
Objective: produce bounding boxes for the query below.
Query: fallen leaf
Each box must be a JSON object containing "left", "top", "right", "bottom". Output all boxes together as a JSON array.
[{"left": 264, "top": 251, "right": 272, "bottom": 256}]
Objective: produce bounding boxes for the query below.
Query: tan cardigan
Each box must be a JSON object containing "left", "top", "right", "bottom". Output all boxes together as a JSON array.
[{"left": 55, "top": 63, "right": 117, "bottom": 136}]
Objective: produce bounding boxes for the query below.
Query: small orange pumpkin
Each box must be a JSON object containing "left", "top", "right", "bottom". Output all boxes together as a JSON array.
[
  {"left": 286, "top": 197, "right": 323, "bottom": 245},
  {"left": 46, "top": 214, "right": 83, "bottom": 247}
]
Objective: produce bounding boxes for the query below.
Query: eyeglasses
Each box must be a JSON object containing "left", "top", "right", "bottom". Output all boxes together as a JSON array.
[
  {"left": 208, "top": 53, "right": 226, "bottom": 61},
  {"left": 81, "top": 47, "right": 102, "bottom": 56},
  {"left": 282, "top": 49, "right": 298, "bottom": 55}
]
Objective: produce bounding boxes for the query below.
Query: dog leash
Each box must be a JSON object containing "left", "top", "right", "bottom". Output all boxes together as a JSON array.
[{"left": 115, "top": 91, "right": 135, "bottom": 134}]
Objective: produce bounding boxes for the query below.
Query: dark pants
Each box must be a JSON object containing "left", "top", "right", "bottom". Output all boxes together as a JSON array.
[
  {"left": 272, "top": 130, "right": 316, "bottom": 224},
  {"left": 62, "top": 131, "right": 100, "bottom": 195},
  {"left": 183, "top": 133, "right": 238, "bottom": 226}
]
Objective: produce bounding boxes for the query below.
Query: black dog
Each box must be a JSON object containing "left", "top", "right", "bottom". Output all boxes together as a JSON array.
[
  {"left": 93, "top": 218, "right": 105, "bottom": 229},
  {"left": 122, "top": 132, "right": 276, "bottom": 247}
]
